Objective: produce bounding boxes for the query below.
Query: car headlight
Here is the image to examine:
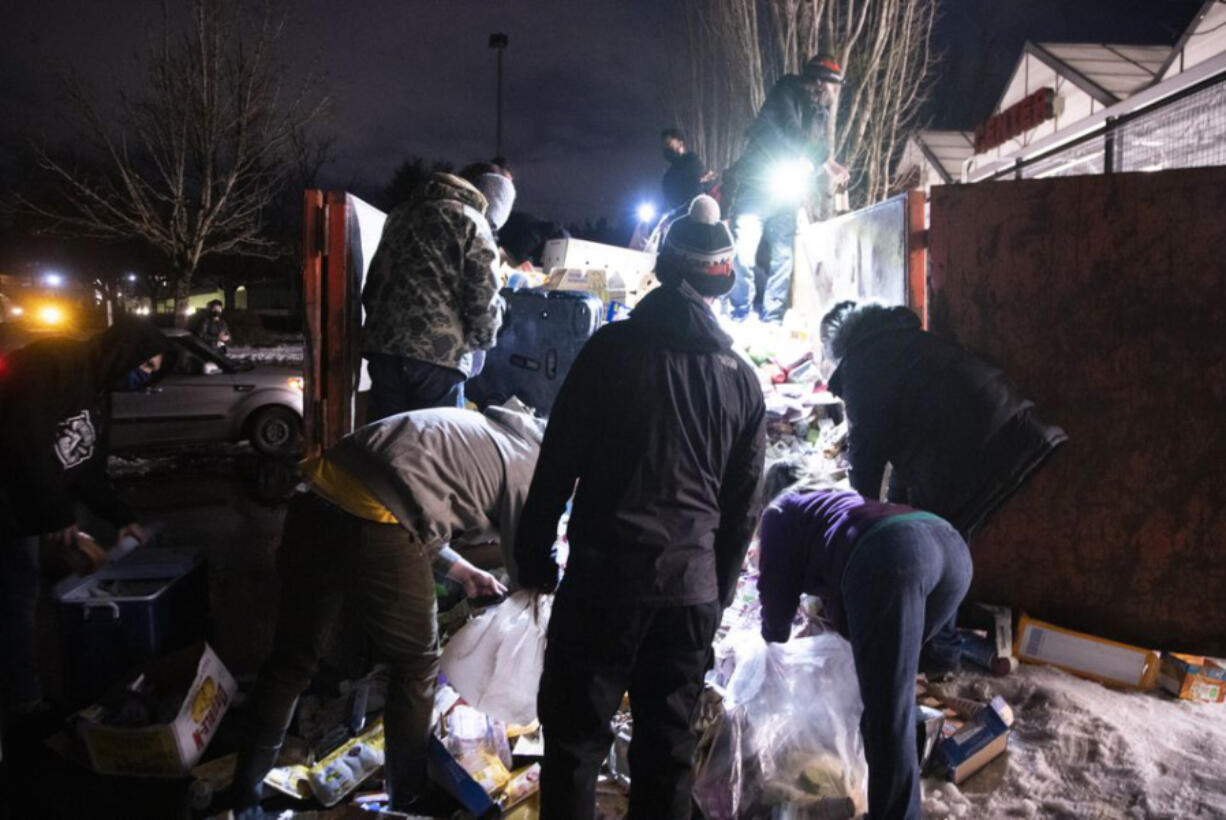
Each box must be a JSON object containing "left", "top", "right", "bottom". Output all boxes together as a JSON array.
[
  {"left": 36, "top": 305, "right": 65, "bottom": 325},
  {"left": 287, "top": 377, "right": 304, "bottom": 392}
]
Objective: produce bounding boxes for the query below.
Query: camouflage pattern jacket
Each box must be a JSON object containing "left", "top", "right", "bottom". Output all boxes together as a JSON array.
[{"left": 361, "top": 173, "right": 504, "bottom": 374}]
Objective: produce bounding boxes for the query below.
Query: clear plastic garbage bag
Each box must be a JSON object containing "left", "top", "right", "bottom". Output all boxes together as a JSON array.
[
  {"left": 695, "top": 632, "right": 868, "bottom": 819},
  {"left": 440, "top": 591, "right": 552, "bottom": 725}
]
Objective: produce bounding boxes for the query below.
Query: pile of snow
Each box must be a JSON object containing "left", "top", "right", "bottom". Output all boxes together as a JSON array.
[
  {"left": 228, "top": 341, "right": 303, "bottom": 367},
  {"left": 923, "top": 664, "right": 1226, "bottom": 818}
]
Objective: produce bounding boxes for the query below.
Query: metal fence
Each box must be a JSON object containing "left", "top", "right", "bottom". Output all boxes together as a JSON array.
[{"left": 988, "top": 70, "right": 1226, "bottom": 181}]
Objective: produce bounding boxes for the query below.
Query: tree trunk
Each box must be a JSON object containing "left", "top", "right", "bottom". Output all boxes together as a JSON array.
[{"left": 173, "top": 271, "right": 193, "bottom": 328}]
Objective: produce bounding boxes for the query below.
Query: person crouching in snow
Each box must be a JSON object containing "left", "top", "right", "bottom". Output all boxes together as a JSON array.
[
  {"left": 229, "top": 399, "right": 544, "bottom": 816},
  {"left": 515, "top": 195, "right": 766, "bottom": 820},
  {"left": 756, "top": 462, "right": 972, "bottom": 820}
]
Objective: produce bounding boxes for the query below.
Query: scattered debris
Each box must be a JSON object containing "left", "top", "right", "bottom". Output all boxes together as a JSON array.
[
  {"left": 1015, "top": 615, "right": 1162, "bottom": 690},
  {"left": 1159, "top": 654, "right": 1226, "bottom": 703}
]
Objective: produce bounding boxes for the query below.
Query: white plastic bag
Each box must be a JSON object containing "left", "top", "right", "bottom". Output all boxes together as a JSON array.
[
  {"left": 695, "top": 632, "right": 868, "bottom": 819},
  {"left": 440, "top": 591, "right": 551, "bottom": 725}
]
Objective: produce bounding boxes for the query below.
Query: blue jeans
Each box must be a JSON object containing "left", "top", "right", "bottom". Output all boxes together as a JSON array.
[
  {"left": 759, "top": 211, "right": 798, "bottom": 323},
  {"left": 842, "top": 516, "right": 972, "bottom": 820},
  {"left": 365, "top": 354, "right": 465, "bottom": 422},
  {"left": 728, "top": 214, "right": 763, "bottom": 320},
  {"left": 0, "top": 533, "right": 42, "bottom": 711}
]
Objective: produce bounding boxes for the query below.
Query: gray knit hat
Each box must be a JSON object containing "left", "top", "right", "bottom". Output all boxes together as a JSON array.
[{"left": 655, "top": 195, "right": 736, "bottom": 297}]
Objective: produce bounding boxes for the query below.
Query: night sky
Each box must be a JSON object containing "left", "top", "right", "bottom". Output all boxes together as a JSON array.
[{"left": 0, "top": 1, "right": 1206, "bottom": 222}]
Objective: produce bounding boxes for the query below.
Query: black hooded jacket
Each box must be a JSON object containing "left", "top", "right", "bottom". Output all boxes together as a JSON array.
[
  {"left": 734, "top": 74, "right": 832, "bottom": 215},
  {"left": 828, "top": 306, "right": 1067, "bottom": 535},
  {"left": 0, "top": 318, "right": 167, "bottom": 536},
  {"left": 515, "top": 282, "right": 766, "bottom": 607}
]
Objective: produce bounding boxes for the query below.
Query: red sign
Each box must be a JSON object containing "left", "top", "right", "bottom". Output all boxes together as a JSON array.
[{"left": 974, "top": 88, "right": 1056, "bottom": 154}]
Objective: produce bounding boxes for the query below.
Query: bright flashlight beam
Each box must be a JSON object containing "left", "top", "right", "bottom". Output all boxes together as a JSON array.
[
  {"left": 769, "top": 158, "right": 816, "bottom": 203},
  {"left": 44, "top": 273, "right": 64, "bottom": 287},
  {"left": 637, "top": 202, "right": 657, "bottom": 223}
]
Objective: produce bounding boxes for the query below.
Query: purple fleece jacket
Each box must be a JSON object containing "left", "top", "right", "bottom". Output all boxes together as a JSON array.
[{"left": 758, "top": 489, "right": 918, "bottom": 641}]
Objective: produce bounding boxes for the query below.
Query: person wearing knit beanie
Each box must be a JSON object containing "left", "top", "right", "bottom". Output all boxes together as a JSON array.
[{"left": 655, "top": 194, "right": 736, "bottom": 297}]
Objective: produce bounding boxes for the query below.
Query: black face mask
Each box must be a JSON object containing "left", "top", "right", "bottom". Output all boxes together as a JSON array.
[
  {"left": 663, "top": 147, "right": 683, "bottom": 163},
  {"left": 117, "top": 367, "right": 155, "bottom": 392}
]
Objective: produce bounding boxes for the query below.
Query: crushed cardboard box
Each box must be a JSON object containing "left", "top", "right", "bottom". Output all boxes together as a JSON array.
[{"left": 74, "top": 642, "right": 235, "bottom": 777}]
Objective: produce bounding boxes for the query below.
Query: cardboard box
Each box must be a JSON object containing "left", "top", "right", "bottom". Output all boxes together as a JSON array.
[
  {"left": 75, "top": 643, "right": 236, "bottom": 777},
  {"left": 1015, "top": 615, "right": 1161, "bottom": 690},
  {"left": 1159, "top": 654, "right": 1226, "bottom": 703},
  {"left": 933, "top": 695, "right": 1014, "bottom": 784}
]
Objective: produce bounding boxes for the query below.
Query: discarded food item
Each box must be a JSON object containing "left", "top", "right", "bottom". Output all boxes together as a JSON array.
[
  {"left": 501, "top": 763, "right": 542, "bottom": 809},
  {"left": 961, "top": 631, "right": 1019, "bottom": 675},
  {"left": 1159, "top": 654, "right": 1226, "bottom": 703},
  {"left": 440, "top": 591, "right": 551, "bottom": 725},
  {"left": 1015, "top": 615, "right": 1161, "bottom": 689},
  {"left": 265, "top": 763, "right": 313, "bottom": 800},
  {"left": 428, "top": 735, "right": 499, "bottom": 819},
  {"left": 933, "top": 695, "right": 1014, "bottom": 784},
  {"left": 74, "top": 643, "right": 235, "bottom": 777},
  {"left": 916, "top": 705, "right": 945, "bottom": 770},
  {"left": 308, "top": 718, "right": 386, "bottom": 807},
  {"left": 606, "top": 724, "right": 633, "bottom": 787},
  {"left": 441, "top": 705, "right": 514, "bottom": 794}
]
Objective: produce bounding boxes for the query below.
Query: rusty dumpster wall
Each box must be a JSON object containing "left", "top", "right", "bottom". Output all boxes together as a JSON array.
[{"left": 928, "top": 168, "right": 1226, "bottom": 654}]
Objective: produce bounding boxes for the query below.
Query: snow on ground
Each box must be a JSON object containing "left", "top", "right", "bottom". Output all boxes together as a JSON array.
[
  {"left": 227, "top": 340, "right": 303, "bottom": 367},
  {"left": 922, "top": 664, "right": 1226, "bottom": 819}
]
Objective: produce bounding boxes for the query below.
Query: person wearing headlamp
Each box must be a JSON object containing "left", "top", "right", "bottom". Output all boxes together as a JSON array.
[{"left": 728, "top": 53, "right": 850, "bottom": 322}]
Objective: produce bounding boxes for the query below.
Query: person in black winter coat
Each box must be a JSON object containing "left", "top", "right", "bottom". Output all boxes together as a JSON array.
[
  {"left": 660, "top": 128, "right": 714, "bottom": 212},
  {"left": 729, "top": 54, "right": 850, "bottom": 322},
  {"left": 821, "top": 300, "right": 1066, "bottom": 672},
  {"left": 516, "top": 195, "right": 766, "bottom": 820},
  {"left": 0, "top": 317, "right": 166, "bottom": 725}
]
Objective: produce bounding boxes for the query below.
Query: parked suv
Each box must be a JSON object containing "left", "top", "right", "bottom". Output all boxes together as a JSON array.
[{"left": 111, "top": 329, "right": 304, "bottom": 455}]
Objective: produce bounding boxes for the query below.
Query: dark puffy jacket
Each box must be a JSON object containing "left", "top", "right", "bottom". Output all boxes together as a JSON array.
[
  {"left": 361, "top": 172, "right": 503, "bottom": 375},
  {"left": 515, "top": 282, "right": 766, "bottom": 607},
  {"left": 0, "top": 318, "right": 167, "bottom": 535},
  {"left": 662, "top": 152, "right": 708, "bottom": 211},
  {"left": 733, "top": 74, "right": 831, "bottom": 215},
  {"left": 828, "top": 307, "right": 1067, "bottom": 536}
]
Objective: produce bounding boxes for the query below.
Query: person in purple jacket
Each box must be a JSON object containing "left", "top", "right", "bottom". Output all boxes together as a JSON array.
[{"left": 756, "top": 462, "right": 972, "bottom": 820}]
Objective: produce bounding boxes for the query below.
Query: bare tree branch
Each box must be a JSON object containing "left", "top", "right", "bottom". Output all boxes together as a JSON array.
[
  {"left": 18, "top": 0, "right": 331, "bottom": 324},
  {"left": 672, "top": 0, "right": 937, "bottom": 210}
]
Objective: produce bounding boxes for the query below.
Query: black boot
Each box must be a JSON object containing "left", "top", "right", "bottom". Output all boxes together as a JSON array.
[
  {"left": 383, "top": 734, "right": 428, "bottom": 812},
  {"left": 229, "top": 740, "right": 281, "bottom": 813}
]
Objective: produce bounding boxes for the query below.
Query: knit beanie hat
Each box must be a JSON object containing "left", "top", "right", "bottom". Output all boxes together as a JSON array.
[
  {"left": 804, "top": 54, "right": 844, "bottom": 84},
  {"left": 473, "top": 173, "right": 516, "bottom": 231},
  {"left": 655, "top": 195, "right": 736, "bottom": 297}
]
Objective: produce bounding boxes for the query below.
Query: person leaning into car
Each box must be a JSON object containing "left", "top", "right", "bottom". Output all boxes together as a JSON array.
[{"left": 0, "top": 317, "right": 165, "bottom": 756}]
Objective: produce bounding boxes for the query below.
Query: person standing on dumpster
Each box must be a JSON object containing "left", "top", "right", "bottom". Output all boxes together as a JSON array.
[
  {"left": 229, "top": 399, "right": 543, "bottom": 817},
  {"left": 0, "top": 318, "right": 164, "bottom": 747},
  {"left": 516, "top": 194, "right": 766, "bottom": 820},
  {"left": 727, "top": 53, "right": 850, "bottom": 322},
  {"left": 820, "top": 300, "right": 1067, "bottom": 673},
  {"left": 360, "top": 162, "right": 513, "bottom": 420},
  {"left": 756, "top": 465, "right": 972, "bottom": 820}
]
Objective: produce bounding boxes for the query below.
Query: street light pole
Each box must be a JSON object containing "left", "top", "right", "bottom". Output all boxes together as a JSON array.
[{"left": 489, "top": 33, "right": 509, "bottom": 158}]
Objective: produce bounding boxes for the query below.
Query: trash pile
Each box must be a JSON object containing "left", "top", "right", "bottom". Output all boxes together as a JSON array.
[{"left": 723, "top": 315, "right": 848, "bottom": 469}]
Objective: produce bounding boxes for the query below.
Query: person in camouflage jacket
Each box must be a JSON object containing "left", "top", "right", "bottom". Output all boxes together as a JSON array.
[{"left": 361, "top": 171, "right": 505, "bottom": 420}]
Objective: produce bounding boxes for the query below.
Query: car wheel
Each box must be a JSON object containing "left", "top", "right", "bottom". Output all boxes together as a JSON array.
[{"left": 249, "top": 406, "right": 302, "bottom": 456}]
